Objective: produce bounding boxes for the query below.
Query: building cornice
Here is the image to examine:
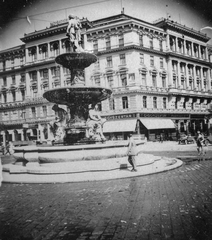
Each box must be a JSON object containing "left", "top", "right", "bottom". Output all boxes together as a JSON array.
[
  {"left": 166, "top": 51, "right": 212, "bottom": 67},
  {"left": 20, "top": 19, "right": 92, "bottom": 43},
  {"left": 154, "top": 18, "right": 210, "bottom": 42}
]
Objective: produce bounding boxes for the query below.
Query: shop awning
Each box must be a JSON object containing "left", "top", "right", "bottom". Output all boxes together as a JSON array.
[
  {"left": 103, "top": 119, "right": 138, "bottom": 133},
  {"left": 140, "top": 118, "right": 175, "bottom": 130}
]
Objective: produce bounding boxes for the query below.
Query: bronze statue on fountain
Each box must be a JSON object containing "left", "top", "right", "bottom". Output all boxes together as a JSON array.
[{"left": 43, "top": 15, "right": 112, "bottom": 145}]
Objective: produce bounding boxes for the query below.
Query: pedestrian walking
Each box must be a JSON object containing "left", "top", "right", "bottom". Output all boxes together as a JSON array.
[
  {"left": 159, "top": 133, "right": 164, "bottom": 143},
  {"left": 196, "top": 131, "right": 205, "bottom": 161},
  {"left": 4, "top": 141, "right": 14, "bottom": 155},
  {"left": 126, "top": 134, "right": 138, "bottom": 172}
]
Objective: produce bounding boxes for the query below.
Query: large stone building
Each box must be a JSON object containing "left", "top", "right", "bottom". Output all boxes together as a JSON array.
[{"left": 0, "top": 13, "right": 212, "bottom": 143}]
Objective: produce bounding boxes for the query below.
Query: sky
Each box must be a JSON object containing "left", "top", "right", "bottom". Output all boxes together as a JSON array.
[{"left": 0, "top": 0, "right": 212, "bottom": 50}]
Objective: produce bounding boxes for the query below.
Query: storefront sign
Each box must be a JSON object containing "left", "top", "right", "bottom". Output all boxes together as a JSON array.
[
  {"left": 140, "top": 113, "right": 190, "bottom": 118},
  {"left": 105, "top": 113, "right": 137, "bottom": 120}
]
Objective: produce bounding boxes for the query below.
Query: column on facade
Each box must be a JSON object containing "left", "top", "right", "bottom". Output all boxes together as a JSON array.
[
  {"left": 58, "top": 40, "right": 62, "bottom": 55},
  {"left": 191, "top": 43, "right": 194, "bottom": 57},
  {"left": 206, "top": 68, "right": 211, "bottom": 91},
  {"left": 176, "top": 37, "right": 179, "bottom": 53},
  {"left": 186, "top": 120, "right": 190, "bottom": 134},
  {"left": 25, "top": 72, "right": 31, "bottom": 97},
  {"left": 205, "top": 47, "right": 209, "bottom": 61},
  {"left": 185, "top": 63, "right": 189, "bottom": 88},
  {"left": 37, "top": 69, "right": 41, "bottom": 96},
  {"left": 166, "top": 34, "right": 170, "bottom": 51},
  {"left": 200, "top": 67, "right": 204, "bottom": 90},
  {"left": 167, "top": 58, "right": 173, "bottom": 87},
  {"left": 48, "top": 68, "right": 53, "bottom": 89},
  {"left": 20, "top": 130, "right": 24, "bottom": 141},
  {"left": 193, "top": 65, "right": 197, "bottom": 89},
  {"left": 177, "top": 61, "right": 181, "bottom": 87},
  {"left": 197, "top": 44, "right": 200, "bottom": 58},
  {"left": 183, "top": 39, "right": 186, "bottom": 55},
  {"left": 25, "top": 48, "right": 29, "bottom": 63}
]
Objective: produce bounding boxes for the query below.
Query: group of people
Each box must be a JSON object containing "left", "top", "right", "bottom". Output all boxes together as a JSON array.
[{"left": 1, "top": 141, "right": 14, "bottom": 155}]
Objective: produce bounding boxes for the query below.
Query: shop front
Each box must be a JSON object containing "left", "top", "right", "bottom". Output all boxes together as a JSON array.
[
  {"left": 103, "top": 119, "right": 140, "bottom": 140},
  {"left": 139, "top": 118, "right": 176, "bottom": 141}
]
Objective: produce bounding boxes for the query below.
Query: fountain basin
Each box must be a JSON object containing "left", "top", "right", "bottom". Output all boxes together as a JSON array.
[
  {"left": 13, "top": 140, "right": 146, "bottom": 164},
  {"left": 43, "top": 86, "right": 112, "bottom": 107},
  {"left": 55, "top": 52, "right": 97, "bottom": 69}
]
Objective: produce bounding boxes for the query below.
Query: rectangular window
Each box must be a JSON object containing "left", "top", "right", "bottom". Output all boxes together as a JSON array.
[
  {"left": 119, "top": 34, "right": 124, "bottom": 47},
  {"left": 29, "top": 71, "right": 37, "bottom": 81},
  {"left": 160, "top": 58, "right": 163, "bottom": 68},
  {"left": 40, "top": 69, "right": 48, "bottom": 79},
  {"left": 143, "top": 96, "right": 147, "bottom": 108},
  {"left": 120, "top": 54, "right": 126, "bottom": 65},
  {"left": 139, "top": 35, "right": 143, "bottom": 46},
  {"left": 120, "top": 72, "right": 127, "bottom": 87},
  {"left": 106, "top": 56, "right": 112, "bottom": 67},
  {"left": 122, "top": 96, "right": 128, "bottom": 109},
  {"left": 94, "top": 76, "right": 100, "bottom": 86},
  {"left": 28, "top": 47, "right": 37, "bottom": 61},
  {"left": 12, "top": 91, "right": 16, "bottom": 102},
  {"left": 128, "top": 73, "right": 135, "bottom": 83},
  {"left": 150, "top": 39, "right": 153, "bottom": 49},
  {"left": 31, "top": 107, "right": 36, "bottom": 118},
  {"left": 3, "top": 93, "right": 7, "bottom": 103},
  {"left": 106, "top": 37, "right": 111, "bottom": 50},
  {"left": 141, "top": 74, "right": 146, "bottom": 86},
  {"left": 21, "top": 90, "right": 25, "bottom": 101},
  {"left": 12, "top": 75, "right": 15, "bottom": 84},
  {"left": 162, "top": 77, "right": 166, "bottom": 88},
  {"left": 32, "top": 89, "right": 38, "bottom": 98},
  {"left": 51, "top": 67, "right": 60, "bottom": 77},
  {"left": 93, "top": 40, "right": 98, "bottom": 53},
  {"left": 109, "top": 98, "right": 115, "bottom": 110},
  {"left": 3, "top": 77, "right": 7, "bottom": 86},
  {"left": 150, "top": 56, "right": 154, "bottom": 67},
  {"left": 163, "top": 98, "right": 167, "bottom": 109},
  {"left": 20, "top": 74, "right": 25, "bottom": 82},
  {"left": 107, "top": 75, "right": 113, "bottom": 88},
  {"left": 42, "top": 106, "right": 47, "bottom": 117},
  {"left": 153, "top": 97, "right": 157, "bottom": 109},
  {"left": 159, "top": 40, "right": 163, "bottom": 51},
  {"left": 140, "top": 53, "right": 144, "bottom": 64},
  {"left": 152, "top": 75, "right": 157, "bottom": 87}
]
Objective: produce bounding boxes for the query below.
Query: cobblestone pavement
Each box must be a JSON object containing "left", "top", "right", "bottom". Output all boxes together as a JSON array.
[{"left": 1, "top": 159, "right": 212, "bottom": 240}]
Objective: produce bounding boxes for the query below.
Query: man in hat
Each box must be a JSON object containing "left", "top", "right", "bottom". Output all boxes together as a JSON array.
[{"left": 126, "top": 134, "right": 138, "bottom": 172}]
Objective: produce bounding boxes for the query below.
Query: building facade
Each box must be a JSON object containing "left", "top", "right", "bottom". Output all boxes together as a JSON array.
[{"left": 0, "top": 13, "right": 212, "bottom": 143}]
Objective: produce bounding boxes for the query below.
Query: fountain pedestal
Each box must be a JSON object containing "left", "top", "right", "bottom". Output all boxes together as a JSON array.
[{"left": 43, "top": 52, "right": 112, "bottom": 145}]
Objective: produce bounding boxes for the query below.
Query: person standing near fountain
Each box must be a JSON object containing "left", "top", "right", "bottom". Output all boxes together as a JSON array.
[{"left": 127, "top": 134, "right": 138, "bottom": 172}]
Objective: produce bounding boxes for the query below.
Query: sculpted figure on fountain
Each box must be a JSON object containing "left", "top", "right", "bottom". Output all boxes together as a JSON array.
[
  {"left": 49, "top": 104, "right": 69, "bottom": 142},
  {"left": 86, "top": 104, "right": 106, "bottom": 141},
  {"left": 66, "top": 15, "right": 83, "bottom": 52}
]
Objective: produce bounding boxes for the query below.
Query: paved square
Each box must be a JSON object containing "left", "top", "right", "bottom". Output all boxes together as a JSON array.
[{"left": 1, "top": 159, "right": 212, "bottom": 240}]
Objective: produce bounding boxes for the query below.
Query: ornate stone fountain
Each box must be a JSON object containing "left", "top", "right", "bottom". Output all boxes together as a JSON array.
[{"left": 1, "top": 15, "right": 182, "bottom": 183}]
